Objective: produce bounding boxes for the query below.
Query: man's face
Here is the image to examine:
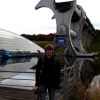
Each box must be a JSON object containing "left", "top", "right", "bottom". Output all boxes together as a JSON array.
[{"left": 45, "top": 49, "right": 53, "bottom": 59}]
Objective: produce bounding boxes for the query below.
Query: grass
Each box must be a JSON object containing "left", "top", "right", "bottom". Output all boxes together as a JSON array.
[
  {"left": 33, "top": 41, "right": 53, "bottom": 49},
  {"left": 87, "top": 87, "right": 100, "bottom": 100},
  {"left": 77, "top": 80, "right": 87, "bottom": 100},
  {"left": 33, "top": 39, "right": 100, "bottom": 52},
  {"left": 77, "top": 80, "right": 100, "bottom": 100},
  {"left": 88, "top": 42, "right": 100, "bottom": 53}
]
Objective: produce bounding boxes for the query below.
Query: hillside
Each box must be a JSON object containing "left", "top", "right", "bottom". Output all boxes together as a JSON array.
[
  {"left": 88, "top": 29, "right": 100, "bottom": 52},
  {"left": 21, "top": 30, "right": 100, "bottom": 52}
]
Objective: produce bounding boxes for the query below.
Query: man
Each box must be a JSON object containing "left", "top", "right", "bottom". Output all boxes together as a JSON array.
[{"left": 34, "top": 44, "right": 61, "bottom": 100}]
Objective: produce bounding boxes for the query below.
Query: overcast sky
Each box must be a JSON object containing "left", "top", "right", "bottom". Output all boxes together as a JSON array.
[{"left": 0, "top": 0, "right": 100, "bottom": 35}]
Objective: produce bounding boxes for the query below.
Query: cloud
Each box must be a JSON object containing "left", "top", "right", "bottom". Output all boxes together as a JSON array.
[{"left": 0, "top": 0, "right": 99, "bottom": 35}]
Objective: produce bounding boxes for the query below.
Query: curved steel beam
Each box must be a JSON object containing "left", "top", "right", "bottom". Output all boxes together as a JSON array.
[
  {"left": 35, "top": 0, "right": 77, "bottom": 55},
  {"left": 35, "top": 0, "right": 97, "bottom": 57}
]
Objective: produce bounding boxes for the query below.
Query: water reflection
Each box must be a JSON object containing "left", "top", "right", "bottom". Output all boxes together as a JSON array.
[
  {"left": 80, "top": 58, "right": 95, "bottom": 88},
  {"left": 0, "top": 57, "right": 38, "bottom": 70},
  {"left": 63, "top": 56, "right": 99, "bottom": 100},
  {"left": 0, "top": 57, "right": 31, "bottom": 65},
  {"left": 0, "top": 56, "right": 100, "bottom": 98},
  {"left": 0, "top": 57, "right": 38, "bottom": 90}
]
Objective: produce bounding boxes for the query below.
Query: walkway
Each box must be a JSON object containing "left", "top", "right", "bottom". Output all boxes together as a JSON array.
[
  {"left": 0, "top": 86, "right": 36, "bottom": 100},
  {"left": 0, "top": 86, "right": 63, "bottom": 100}
]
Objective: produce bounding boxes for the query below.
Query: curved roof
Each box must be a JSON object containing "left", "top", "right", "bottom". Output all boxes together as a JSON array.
[{"left": 0, "top": 29, "right": 44, "bottom": 53}]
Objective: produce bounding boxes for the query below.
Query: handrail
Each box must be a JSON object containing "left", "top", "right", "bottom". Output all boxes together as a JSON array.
[{"left": 61, "top": 66, "right": 75, "bottom": 72}]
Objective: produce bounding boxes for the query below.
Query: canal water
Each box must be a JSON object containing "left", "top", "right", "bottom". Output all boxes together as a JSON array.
[
  {"left": 0, "top": 57, "right": 38, "bottom": 90},
  {"left": 0, "top": 56, "right": 100, "bottom": 99},
  {"left": 62, "top": 55, "right": 100, "bottom": 100}
]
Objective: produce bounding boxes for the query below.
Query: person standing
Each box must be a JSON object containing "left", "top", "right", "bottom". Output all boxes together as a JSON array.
[{"left": 34, "top": 44, "right": 61, "bottom": 100}]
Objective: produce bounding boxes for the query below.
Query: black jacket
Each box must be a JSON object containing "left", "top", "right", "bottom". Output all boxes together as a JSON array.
[{"left": 35, "top": 55, "right": 61, "bottom": 89}]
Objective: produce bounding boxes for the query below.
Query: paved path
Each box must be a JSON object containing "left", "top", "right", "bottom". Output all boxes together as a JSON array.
[
  {"left": 0, "top": 87, "right": 37, "bottom": 100},
  {"left": 0, "top": 87, "right": 63, "bottom": 100}
]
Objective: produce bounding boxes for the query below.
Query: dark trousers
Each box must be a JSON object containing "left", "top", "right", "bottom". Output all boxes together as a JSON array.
[{"left": 39, "top": 85, "right": 56, "bottom": 100}]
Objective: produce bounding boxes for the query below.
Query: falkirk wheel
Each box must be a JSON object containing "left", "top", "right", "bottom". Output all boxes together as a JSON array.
[{"left": 35, "top": 0, "right": 97, "bottom": 57}]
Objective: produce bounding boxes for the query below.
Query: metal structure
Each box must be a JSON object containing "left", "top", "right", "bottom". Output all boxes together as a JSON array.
[
  {"left": 61, "top": 57, "right": 95, "bottom": 99},
  {"left": 35, "top": 0, "right": 97, "bottom": 57},
  {"left": 35, "top": 0, "right": 98, "bottom": 100}
]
